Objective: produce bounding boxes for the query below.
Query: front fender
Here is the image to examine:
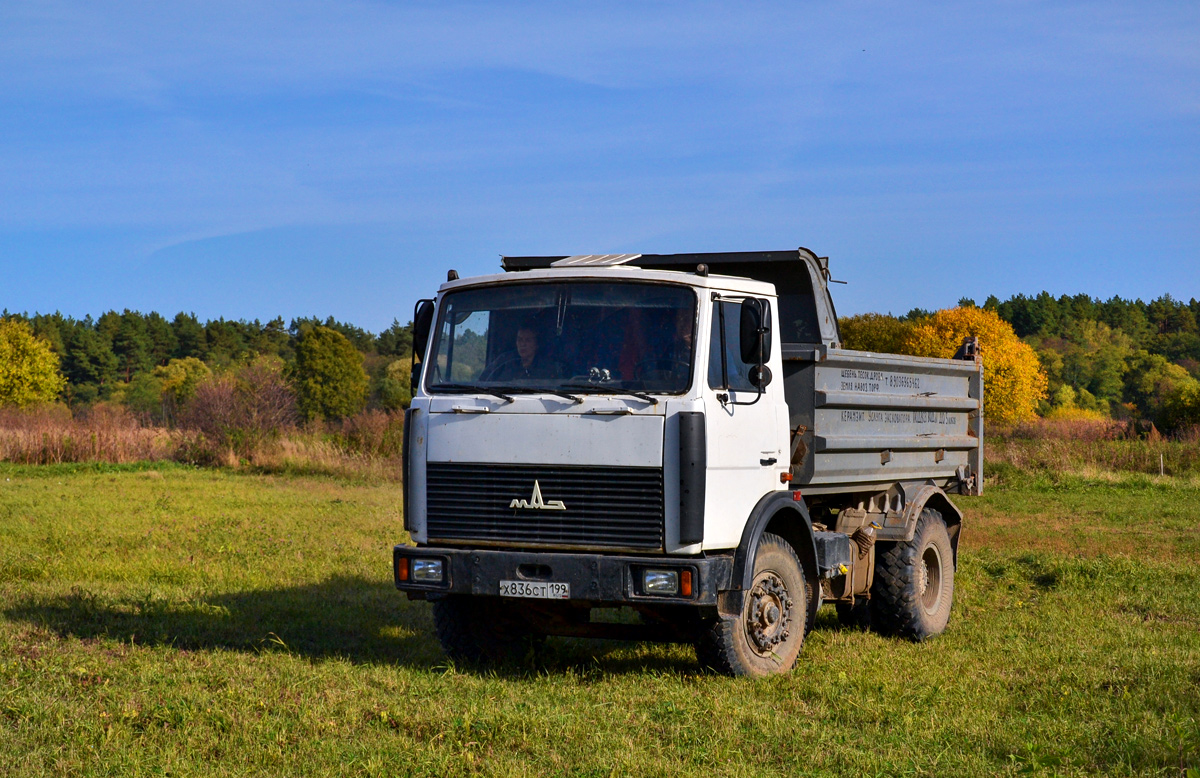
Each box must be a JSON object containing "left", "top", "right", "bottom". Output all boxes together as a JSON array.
[{"left": 723, "top": 491, "right": 820, "bottom": 623}]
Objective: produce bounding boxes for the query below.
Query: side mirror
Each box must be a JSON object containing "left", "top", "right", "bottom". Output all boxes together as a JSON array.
[
  {"left": 739, "top": 298, "right": 772, "bottom": 364},
  {"left": 412, "top": 300, "right": 435, "bottom": 362}
]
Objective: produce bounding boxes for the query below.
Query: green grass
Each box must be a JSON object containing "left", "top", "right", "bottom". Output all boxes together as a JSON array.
[{"left": 0, "top": 464, "right": 1197, "bottom": 776}]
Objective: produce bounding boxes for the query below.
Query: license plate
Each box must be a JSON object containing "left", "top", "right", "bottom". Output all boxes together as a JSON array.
[{"left": 499, "top": 580, "right": 570, "bottom": 599}]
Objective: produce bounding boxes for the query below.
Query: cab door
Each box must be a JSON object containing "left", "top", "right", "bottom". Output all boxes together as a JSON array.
[{"left": 701, "top": 297, "right": 788, "bottom": 549}]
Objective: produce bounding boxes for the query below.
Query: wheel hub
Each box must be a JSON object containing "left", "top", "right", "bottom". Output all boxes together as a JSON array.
[
  {"left": 746, "top": 573, "right": 793, "bottom": 654},
  {"left": 919, "top": 544, "right": 943, "bottom": 613}
]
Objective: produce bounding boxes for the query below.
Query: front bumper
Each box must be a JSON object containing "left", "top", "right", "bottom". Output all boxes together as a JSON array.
[{"left": 394, "top": 545, "right": 733, "bottom": 607}]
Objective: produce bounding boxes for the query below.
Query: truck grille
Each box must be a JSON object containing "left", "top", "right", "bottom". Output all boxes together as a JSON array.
[{"left": 425, "top": 463, "right": 664, "bottom": 550}]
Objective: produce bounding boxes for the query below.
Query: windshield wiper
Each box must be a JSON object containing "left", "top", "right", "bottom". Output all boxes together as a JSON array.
[
  {"left": 491, "top": 386, "right": 583, "bottom": 404},
  {"left": 539, "top": 389, "right": 585, "bottom": 404},
  {"left": 431, "top": 383, "right": 514, "bottom": 403},
  {"left": 561, "top": 384, "right": 659, "bottom": 405}
]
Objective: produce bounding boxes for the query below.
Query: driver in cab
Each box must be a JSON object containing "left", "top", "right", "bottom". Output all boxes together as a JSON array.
[{"left": 480, "top": 324, "right": 563, "bottom": 381}]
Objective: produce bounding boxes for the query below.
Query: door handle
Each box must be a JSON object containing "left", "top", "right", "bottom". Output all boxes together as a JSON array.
[{"left": 760, "top": 457, "right": 777, "bottom": 466}]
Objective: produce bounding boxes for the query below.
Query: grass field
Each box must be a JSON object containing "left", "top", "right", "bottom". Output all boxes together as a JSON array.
[{"left": 0, "top": 463, "right": 1197, "bottom": 777}]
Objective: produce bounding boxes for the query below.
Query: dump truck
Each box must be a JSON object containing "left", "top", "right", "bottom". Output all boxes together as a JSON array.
[{"left": 394, "top": 248, "right": 983, "bottom": 676}]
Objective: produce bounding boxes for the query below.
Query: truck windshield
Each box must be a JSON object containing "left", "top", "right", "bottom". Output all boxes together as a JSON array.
[{"left": 426, "top": 281, "right": 697, "bottom": 395}]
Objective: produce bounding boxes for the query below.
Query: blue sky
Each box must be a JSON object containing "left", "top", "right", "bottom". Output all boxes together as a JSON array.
[{"left": 2, "top": 1, "right": 1197, "bottom": 332}]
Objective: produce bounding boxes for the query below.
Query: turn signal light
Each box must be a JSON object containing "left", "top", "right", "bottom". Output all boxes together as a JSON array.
[
  {"left": 397, "top": 557, "right": 409, "bottom": 582},
  {"left": 680, "top": 569, "right": 693, "bottom": 597}
]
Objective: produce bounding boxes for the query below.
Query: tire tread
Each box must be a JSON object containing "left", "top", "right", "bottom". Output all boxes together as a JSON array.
[
  {"left": 695, "top": 533, "right": 812, "bottom": 677},
  {"left": 869, "top": 508, "right": 953, "bottom": 641}
]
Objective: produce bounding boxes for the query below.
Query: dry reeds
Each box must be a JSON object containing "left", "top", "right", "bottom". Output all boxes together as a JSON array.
[
  {"left": 7, "top": 399, "right": 1189, "bottom": 482},
  {"left": 0, "top": 402, "right": 406, "bottom": 480},
  {"left": 997, "top": 416, "right": 1129, "bottom": 441},
  {"left": 250, "top": 433, "right": 403, "bottom": 481},
  {"left": 988, "top": 417, "right": 1200, "bottom": 478},
  {"left": 0, "top": 404, "right": 190, "bottom": 464}
]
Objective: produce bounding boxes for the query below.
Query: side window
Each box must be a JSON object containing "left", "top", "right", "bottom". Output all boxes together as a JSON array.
[
  {"left": 707, "top": 301, "right": 755, "bottom": 391},
  {"left": 434, "top": 309, "right": 490, "bottom": 382}
]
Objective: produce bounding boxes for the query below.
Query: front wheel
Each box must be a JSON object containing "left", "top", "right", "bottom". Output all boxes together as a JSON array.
[
  {"left": 695, "top": 533, "right": 810, "bottom": 677},
  {"left": 869, "top": 508, "right": 955, "bottom": 640}
]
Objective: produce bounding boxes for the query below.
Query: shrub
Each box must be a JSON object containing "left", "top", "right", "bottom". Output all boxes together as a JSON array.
[
  {"left": 183, "top": 357, "right": 298, "bottom": 458},
  {"left": 235, "top": 356, "right": 298, "bottom": 436}
]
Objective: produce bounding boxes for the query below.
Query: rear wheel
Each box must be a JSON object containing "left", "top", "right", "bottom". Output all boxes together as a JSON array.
[
  {"left": 432, "top": 595, "right": 544, "bottom": 666},
  {"left": 696, "top": 533, "right": 809, "bottom": 677},
  {"left": 869, "top": 508, "right": 954, "bottom": 640}
]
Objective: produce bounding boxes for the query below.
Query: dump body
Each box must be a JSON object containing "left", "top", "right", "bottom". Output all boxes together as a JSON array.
[{"left": 784, "top": 347, "right": 983, "bottom": 495}]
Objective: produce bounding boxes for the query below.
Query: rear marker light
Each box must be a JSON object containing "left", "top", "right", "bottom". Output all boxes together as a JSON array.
[{"left": 792, "top": 490, "right": 804, "bottom": 501}]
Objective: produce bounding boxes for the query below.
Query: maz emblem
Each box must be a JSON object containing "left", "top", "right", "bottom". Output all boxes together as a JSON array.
[{"left": 510, "top": 480, "right": 566, "bottom": 511}]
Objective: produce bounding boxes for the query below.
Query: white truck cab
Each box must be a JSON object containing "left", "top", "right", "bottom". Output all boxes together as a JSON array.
[{"left": 396, "top": 249, "right": 983, "bottom": 676}]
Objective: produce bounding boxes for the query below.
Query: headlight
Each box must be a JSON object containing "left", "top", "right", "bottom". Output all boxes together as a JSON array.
[
  {"left": 412, "top": 558, "right": 444, "bottom": 583},
  {"left": 643, "top": 569, "right": 679, "bottom": 595}
]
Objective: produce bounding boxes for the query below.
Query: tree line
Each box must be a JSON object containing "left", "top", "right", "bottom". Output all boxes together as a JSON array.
[
  {"left": 845, "top": 291, "right": 1200, "bottom": 431},
  {"left": 968, "top": 292, "right": 1200, "bottom": 363},
  {"left": 981, "top": 292, "right": 1199, "bottom": 428},
  {"left": 4, "top": 288, "right": 1200, "bottom": 434},
  {"left": 0, "top": 309, "right": 415, "bottom": 421}
]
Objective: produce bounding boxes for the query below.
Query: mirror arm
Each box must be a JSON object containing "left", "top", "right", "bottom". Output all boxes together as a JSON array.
[
  {"left": 728, "top": 385, "right": 763, "bottom": 407},
  {"left": 716, "top": 295, "right": 730, "bottom": 395}
]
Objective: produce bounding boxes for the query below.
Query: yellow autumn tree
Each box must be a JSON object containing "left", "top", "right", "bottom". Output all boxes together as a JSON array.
[
  {"left": 900, "top": 306, "right": 1047, "bottom": 425},
  {"left": 0, "top": 318, "right": 67, "bottom": 407}
]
